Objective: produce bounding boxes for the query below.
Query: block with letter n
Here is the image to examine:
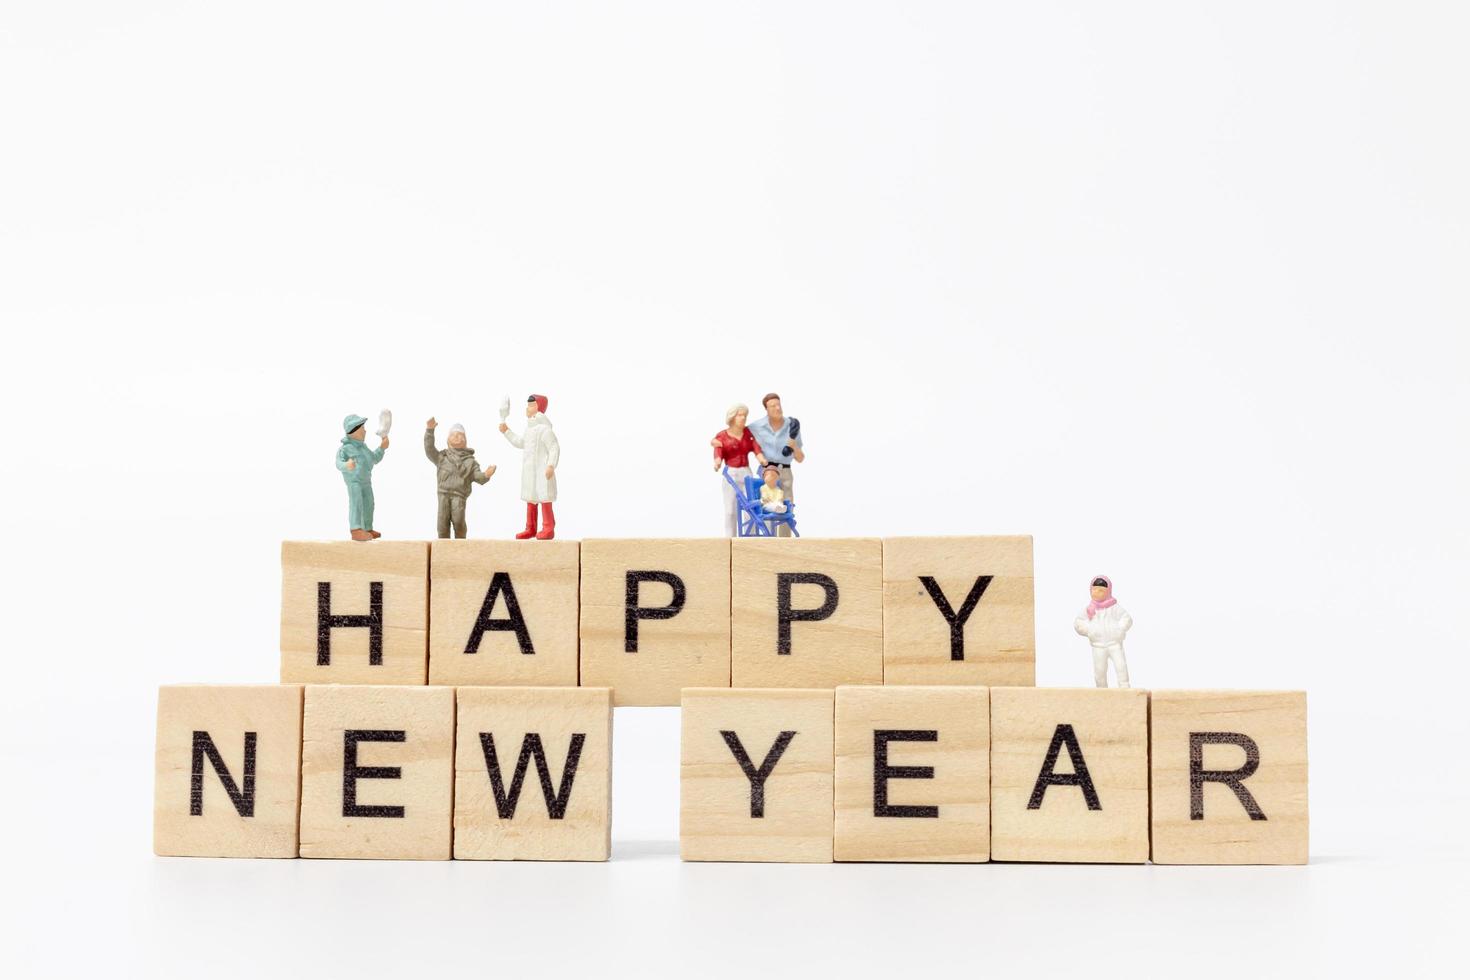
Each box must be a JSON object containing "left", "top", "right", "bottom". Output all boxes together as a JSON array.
[{"left": 153, "top": 684, "right": 303, "bottom": 858}]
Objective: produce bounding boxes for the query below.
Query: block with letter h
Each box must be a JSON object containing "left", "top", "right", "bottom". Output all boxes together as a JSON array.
[{"left": 281, "top": 542, "right": 429, "bottom": 685}]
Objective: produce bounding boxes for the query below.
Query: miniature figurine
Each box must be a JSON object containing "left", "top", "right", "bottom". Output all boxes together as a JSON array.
[
  {"left": 499, "top": 394, "right": 559, "bottom": 540},
  {"left": 424, "top": 418, "right": 496, "bottom": 539},
  {"left": 336, "top": 412, "right": 390, "bottom": 541},
  {"left": 712, "top": 403, "right": 768, "bottom": 537},
  {"left": 749, "top": 393, "right": 804, "bottom": 537},
  {"left": 758, "top": 465, "right": 788, "bottom": 513},
  {"left": 1074, "top": 575, "right": 1132, "bottom": 688}
]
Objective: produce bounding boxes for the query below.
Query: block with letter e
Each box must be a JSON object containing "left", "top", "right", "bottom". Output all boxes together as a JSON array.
[
  {"left": 680, "top": 688, "right": 834, "bottom": 863},
  {"left": 990, "top": 687, "right": 1148, "bottom": 863},
  {"left": 1150, "top": 690, "right": 1308, "bottom": 865},
  {"left": 732, "top": 538, "right": 883, "bottom": 688},
  {"left": 579, "top": 539, "right": 731, "bottom": 706},
  {"left": 153, "top": 684, "right": 303, "bottom": 858},
  {"left": 834, "top": 685, "right": 990, "bottom": 862},
  {"left": 280, "top": 541, "right": 429, "bottom": 685},
  {"left": 882, "top": 536, "right": 1034, "bottom": 686},
  {"left": 298, "top": 685, "right": 454, "bottom": 860},
  {"left": 429, "top": 540, "right": 579, "bottom": 687},
  {"left": 454, "top": 686, "right": 613, "bottom": 861}
]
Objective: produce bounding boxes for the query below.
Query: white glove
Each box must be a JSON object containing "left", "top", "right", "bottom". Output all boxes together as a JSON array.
[
  {"left": 376, "top": 409, "right": 393, "bottom": 438},
  {"left": 498, "top": 396, "right": 511, "bottom": 422}
]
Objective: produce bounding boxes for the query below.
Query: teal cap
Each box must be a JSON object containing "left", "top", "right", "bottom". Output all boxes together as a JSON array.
[{"left": 343, "top": 414, "right": 368, "bottom": 434}]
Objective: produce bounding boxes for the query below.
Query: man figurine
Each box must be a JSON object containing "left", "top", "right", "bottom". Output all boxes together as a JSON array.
[
  {"left": 424, "top": 418, "right": 496, "bottom": 539},
  {"left": 499, "top": 394, "right": 559, "bottom": 540},
  {"left": 336, "top": 413, "right": 389, "bottom": 541},
  {"left": 1074, "top": 575, "right": 1132, "bottom": 688},
  {"left": 749, "top": 392, "right": 804, "bottom": 536}
]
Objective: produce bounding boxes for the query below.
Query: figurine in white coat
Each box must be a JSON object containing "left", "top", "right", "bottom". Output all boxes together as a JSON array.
[
  {"left": 1075, "top": 575, "right": 1131, "bottom": 688},
  {"left": 499, "top": 393, "right": 559, "bottom": 540}
]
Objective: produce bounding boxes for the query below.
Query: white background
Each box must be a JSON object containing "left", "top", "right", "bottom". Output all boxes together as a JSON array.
[{"left": 2, "top": 2, "right": 1466, "bottom": 977}]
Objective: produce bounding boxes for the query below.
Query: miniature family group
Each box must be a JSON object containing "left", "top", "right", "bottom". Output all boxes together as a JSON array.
[
  {"left": 335, "top": 393, "right": 1133, "bottom": 689},
  {"left": 335, "top": 394, "right": 560, "bottom": 542}
]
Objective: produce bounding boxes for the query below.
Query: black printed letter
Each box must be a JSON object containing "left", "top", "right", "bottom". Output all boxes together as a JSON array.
[
  {"left": 317, "top": 581, "right": 383, "bottom": 666},
  {"left": 720, "top": 730, "right": 797, "bottom": 818},
  {"left": 479, "top": 733, "right": 586, "bottom": 819},
  {"left": 342, "top": 729, "right": 405, "bottom": 818},
  {"left": 776, "top": 572, "right": 839, "bottom": 655},
  {"left": 465, "top": 572, "right": 534, "bottom": 656},
  {"left": 1027, "top": 723, "right": 1101, "bottom": 810},
  {"left": 190, "top": 731, "right": 256, "bottom": 817},
  {"left": 918, "top": 575, "right": 993, "bottom": 661},
  {"left": 873, "top": 730, "right": 939, "bottom": 818},
  {"left": 1189, "top": 732, "right": 1266, "bottom": 821},
  {"left": 625, "top": 571, "right": 687, "bottom": 652}
]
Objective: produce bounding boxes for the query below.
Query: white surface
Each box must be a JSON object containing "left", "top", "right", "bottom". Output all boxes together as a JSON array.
[{"left": 1, "top": 2, "right": 1466, "bottom": 976}]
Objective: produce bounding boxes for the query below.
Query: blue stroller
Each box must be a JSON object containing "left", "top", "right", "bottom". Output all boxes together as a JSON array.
[{"left": 723, "top": 466, "right": 799, "bottom": 537}]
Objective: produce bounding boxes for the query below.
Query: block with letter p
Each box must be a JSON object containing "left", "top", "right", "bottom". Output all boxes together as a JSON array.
[
  {"left": 153, "top": 684, "right": 303, "bottom": 858},
  {"left": 732, "top": 538, "right": 883, "bottom": 688},
  {"left": 882, "top": 536, "right": 1034, "bottom": 686},
  {"left": 454, "top": 686, "right": 613, "bottom": 861},
  {"left": 680, "top": 688, "right": 834, "bottom": 863},
  {"left": 579, "top": 539, "right": 731, "bottom": 706},
  {"left": 280, "top": 541, "right": 429, "bottom": 685},
  {"left": 1150, "top": 690, "right": 1308, "bottom": 865}
]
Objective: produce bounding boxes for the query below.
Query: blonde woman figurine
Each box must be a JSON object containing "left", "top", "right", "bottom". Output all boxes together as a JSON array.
[
  {"left": 1075, "top": 575, "right": 1131, "bottom": 688},
  {"left": 711, "top": 403, "right": 768, "bottom": 537}
]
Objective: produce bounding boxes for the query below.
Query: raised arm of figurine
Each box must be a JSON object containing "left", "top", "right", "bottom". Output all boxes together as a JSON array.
[
  {"left": 500, "top": 422, "right": 524, "bottom": 449},
  {"left": 474, "top": 463, "right": 496, "bottom": 485},
  {"left": 423, "top": 417, "right": 441, "bottom": 464},
  {"left": 370, "top": 438, "right": 387, "bottom": 462}
]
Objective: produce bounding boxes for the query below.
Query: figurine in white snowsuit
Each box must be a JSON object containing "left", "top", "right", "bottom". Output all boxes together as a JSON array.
[
  {"left": 1074, "top": 575, "right": 1132, "bottom": 688},
  {"left": 499, "top": 393, "right": 559, "bottom": 540}
]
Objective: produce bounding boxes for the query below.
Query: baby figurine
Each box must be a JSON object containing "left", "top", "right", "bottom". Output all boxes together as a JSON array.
[
  {"left": 759, "top": 465, "right": 788, "bottom": 513},
  {"left": 1074, "top": 575, "right": 1132, "bottom": 688}
]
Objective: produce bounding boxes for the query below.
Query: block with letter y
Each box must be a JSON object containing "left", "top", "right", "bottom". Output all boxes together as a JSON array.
[
  {"left": 680, "top": 688, "right": 834, "bottom": 863},
  {"left": 453, "top": 686, "right": 613, "bottom": 861}
]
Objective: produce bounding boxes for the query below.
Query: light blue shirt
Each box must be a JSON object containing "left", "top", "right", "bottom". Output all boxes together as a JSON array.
[{"left": 750, "top": 415, "right": 802, "bottom": 464}]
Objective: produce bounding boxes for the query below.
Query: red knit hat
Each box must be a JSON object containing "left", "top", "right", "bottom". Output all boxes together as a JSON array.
[{"left": 527, "top": 394, "right": 549, "bottom": 413}]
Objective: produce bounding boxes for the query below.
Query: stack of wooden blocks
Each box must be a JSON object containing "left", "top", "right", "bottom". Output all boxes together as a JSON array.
[{"left": 154, "top": 537, "right": 1308, "bottom": 864}]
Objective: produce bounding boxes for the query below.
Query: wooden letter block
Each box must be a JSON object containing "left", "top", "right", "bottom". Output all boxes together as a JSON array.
[
  {"left": 834, "top": 686, "right": 990, "bottom": 862},
  {"left": 882, "top": 536, "right": 1034, "bottom": 686},
  {"left": 680, "top": 688, "right": 834, "bottom": 863},
  {"left": 731, "top": 538, "right": 883, "bottom": 689},
  {"left": 990, "top": 687, "right": 1148, "bottom": 863},
  {"left": 281, "top": 541, "right": 429, "bottom": 685},
  {"left": 579, "top": 539, "right": 731, "bottom": 706},
  {"left": 154, "top": 685, "right": 303, "bottom": 858},
  {"left": 299, "top": 685, "right": 454, "bottom": 860},
  {"left": 454, "top": 687, "right": 613, "bottom": 861},
  {"left": 429, "top": 540, "right": 579, "bottom": 687},
  {"left": 1150, "top": 690, "right": 1308, "bottom": 865}
]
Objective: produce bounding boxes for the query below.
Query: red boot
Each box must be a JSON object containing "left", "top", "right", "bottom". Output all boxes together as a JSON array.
[
  {"left": 536, "top": 502, "right": 556, "bottom": 540},
  {"left": 514, "top": 502, "right": 538, "bottom": 540}
]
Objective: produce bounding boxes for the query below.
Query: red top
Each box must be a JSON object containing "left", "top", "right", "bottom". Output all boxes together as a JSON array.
[{"left": 712, "top": 428, "right": 761, "bottom": 468}]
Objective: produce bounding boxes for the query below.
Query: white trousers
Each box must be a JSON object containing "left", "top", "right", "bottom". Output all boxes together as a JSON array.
[
  {"left": 722, "top": 466, "right": 751, "bottom": 536},
  {"left": 1092, "top": 643, "right": 1130, "bottom": 688}
]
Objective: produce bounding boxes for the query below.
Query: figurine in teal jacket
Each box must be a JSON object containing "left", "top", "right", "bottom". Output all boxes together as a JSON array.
[{"left": 337, "top": 413, "right": 390, "bottom": 540}]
